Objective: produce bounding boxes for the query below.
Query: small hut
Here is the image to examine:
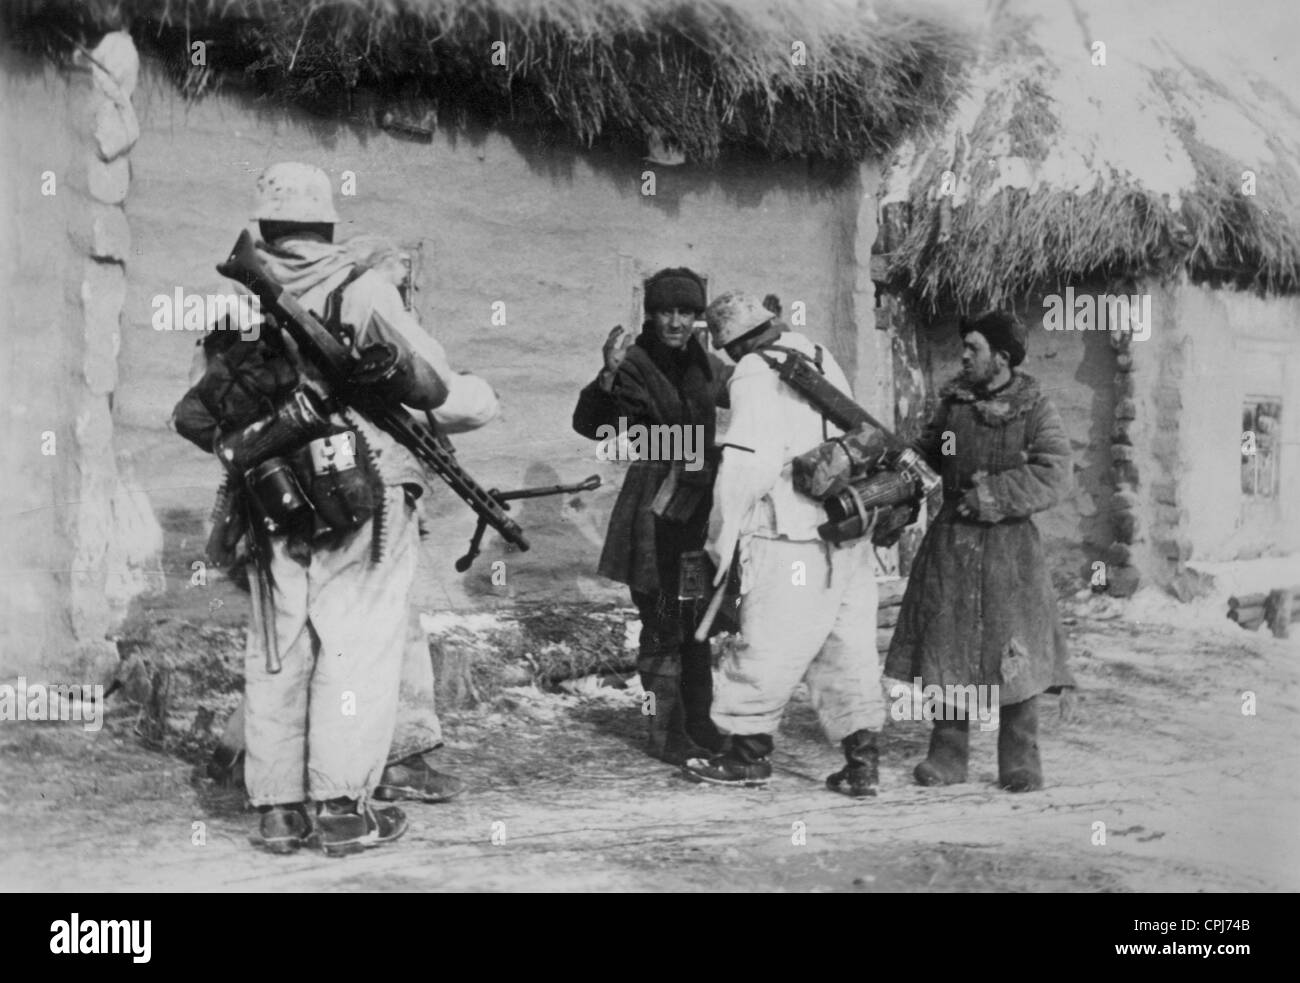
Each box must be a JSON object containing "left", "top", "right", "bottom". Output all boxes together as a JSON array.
[
  {"left": 0, "top": 0, "right": 973, "bottom": 678},
  {"left": 874, "top": 0, "right": 1300, "bottom": 598}
]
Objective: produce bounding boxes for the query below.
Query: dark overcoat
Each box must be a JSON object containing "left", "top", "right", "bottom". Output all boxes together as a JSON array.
[
  {"left": 884, "top": 371, "right": 1075, "bottom": 705},
  {"left": 571, "top": 329, "right": 726, "bottom": 595}
]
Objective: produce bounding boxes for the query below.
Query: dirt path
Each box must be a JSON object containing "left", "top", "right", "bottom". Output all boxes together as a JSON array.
[{"left": 3, "top": 602, "right": 1297, "bottom": 893}]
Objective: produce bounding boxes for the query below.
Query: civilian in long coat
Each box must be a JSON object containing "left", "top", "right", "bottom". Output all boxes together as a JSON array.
[
  {"left": 572, "top": 269, "right": 729, "bottom": 764},
  {"left": 885, "top": 311, "right": 1075, "bottom": 792}
]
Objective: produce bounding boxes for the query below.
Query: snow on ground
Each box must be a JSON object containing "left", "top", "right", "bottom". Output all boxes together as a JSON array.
[
  {"left": 1184, "top": 555, "right": 1300, "bottom": 602},
  {"left": 418, "top": 610, "right": 514, "bottom": 636}
]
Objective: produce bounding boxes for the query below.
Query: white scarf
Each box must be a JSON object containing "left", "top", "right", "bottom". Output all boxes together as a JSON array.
[{"left": 253, "top": 236, "right": 355, "bottom": 298}]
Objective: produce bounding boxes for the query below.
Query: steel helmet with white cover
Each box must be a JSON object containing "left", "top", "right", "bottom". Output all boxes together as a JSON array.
[
  {"left": 705, "top": 291, "right": 775, "bottom": 347},
  {"left": 252, "top": 162, "right": 339, "bottom": 223}
]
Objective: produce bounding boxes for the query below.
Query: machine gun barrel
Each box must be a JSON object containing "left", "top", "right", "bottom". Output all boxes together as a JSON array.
[
  {"left": 494, "top": 475, "right": 601, "bottom": 502},
  {"left": 455, "top": 475, "right": 601, "bottom": 572}
]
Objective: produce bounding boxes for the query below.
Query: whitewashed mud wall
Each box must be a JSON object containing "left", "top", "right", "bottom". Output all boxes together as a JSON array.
[
  {"left": 118, "top": 67, "right": 881, "bottom": 608},
  {"left": 0, "top": 34, "right": 162, "bottom": 679},
  {"left": 1134, "top": 282, "right": 1300, "bottom": 585}
]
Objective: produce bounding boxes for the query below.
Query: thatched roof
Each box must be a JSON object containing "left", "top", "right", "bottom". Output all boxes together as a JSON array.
[
  {"left": 2, "top": 0, "right": 974, "bottom": 163},
  {"left": 877, "top": 0, "right": 1300, "bottom": 309}
]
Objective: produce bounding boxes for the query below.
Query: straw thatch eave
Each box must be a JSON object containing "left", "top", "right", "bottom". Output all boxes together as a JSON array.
[
  {"left": 877, "top": 3, "right": 1300, "bottom": 311},
  {"left": 2, "top": 0, "right": 975, "bottom": 164}
]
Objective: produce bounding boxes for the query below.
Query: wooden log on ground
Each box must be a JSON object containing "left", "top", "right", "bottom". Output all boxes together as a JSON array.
[
  {"left": 1286, "top": 585, "right": 1300, "bottom": 616},
  {"left": 1228, "top": 603, "right": 1265, "bottom": 621},
  {"left": 877, "top": 628, "right": 895, "bottom": 653},
  {"left": 1266, "top": 589, "right": 1292, "bottom": 639},
  {"left": 533, "top": 648, "right": 638, "bottom": 685},
  {"left": 1229, "top": 611, "right": 1266, "bottom": 632},
  {"left": 1228, "top": 592, "right": 1267, "bottom": 609},
  {"left": 877, "top": 606, "right": 900, "bottom": 629},
  {"left": 1228, "top": 608, "right": 1265, "bottom": 633}
]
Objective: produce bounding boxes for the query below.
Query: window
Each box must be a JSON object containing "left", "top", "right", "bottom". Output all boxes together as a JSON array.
[{"left": 1242, "top": 398, "right": 1282, "bottom": 499}]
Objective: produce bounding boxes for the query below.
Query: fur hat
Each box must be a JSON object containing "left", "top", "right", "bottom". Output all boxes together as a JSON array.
[
  {"left": 959, "top": 310, "right": 1026, "bottom": 367},
  {"left": 644, "top": 268, "right": 707, "bottom": 314}
]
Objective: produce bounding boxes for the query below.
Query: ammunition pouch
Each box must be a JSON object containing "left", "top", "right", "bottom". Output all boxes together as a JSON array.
[
  {"left": 299, "top": 430, "right": 377, "bottom": 536},
  {"left": 242, "top": 426, "right": 381, "bottom": 541},
  {"left": 220, "top": 384, "right": 382, "bottom": 544}
]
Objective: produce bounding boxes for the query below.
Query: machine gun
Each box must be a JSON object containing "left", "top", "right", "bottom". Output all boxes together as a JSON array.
[
  {"left": 456, "top": 475, "right": 601, "bottom": 572},
  {"left": 217, "top": 230, "right": 529, "bottom": 562}
]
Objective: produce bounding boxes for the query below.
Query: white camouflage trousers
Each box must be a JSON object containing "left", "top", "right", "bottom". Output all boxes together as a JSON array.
[
  {"left": 244, "top": 485, "right": 416, "bottom": 806},
  {"left": 712, "top": 536, "right": 886, "bottom": 742}
]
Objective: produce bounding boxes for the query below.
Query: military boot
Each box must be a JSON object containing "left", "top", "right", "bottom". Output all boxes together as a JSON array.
[
  {"left": 913, "top": 716, "right": 970, "bottom": 786},
  {"left": 256, "top": 802, "right": 313, "bottom": 854},
  {"left": 375, "top": 752, "right": 465, "bottom": 803},
  {"left": 826, "top": 729, "right": 880, "bottom": 797},
  {"left": 315, "top": 798, "right": 408, "bottom": 857},
  {"left": 682, "top": 734, "right": 773, "bottom": 787},
  {"left": 998, "top": 696, "right": 1043, "bottom": 792}
]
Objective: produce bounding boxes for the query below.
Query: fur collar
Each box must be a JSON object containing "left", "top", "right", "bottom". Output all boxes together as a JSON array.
[{"left": 938, "top": 371, "right": 1042, "bottom": 426}]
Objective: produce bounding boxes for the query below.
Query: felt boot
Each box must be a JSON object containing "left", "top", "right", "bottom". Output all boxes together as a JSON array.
[
  {"left": 913, "top": 716, "right": 970, "bottom": 786},
  {"left": 998, "top": 696, "right": 1043, "bottom": 792},
  {"left": 641, "top": 672, "right": 704, "bottom": 765}
]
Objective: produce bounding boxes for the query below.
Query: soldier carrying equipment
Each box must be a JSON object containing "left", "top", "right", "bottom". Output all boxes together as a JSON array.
[
  {"left": 754, "top": 344, "right": 943, "bottom": 548},
  {"left": 216, "top": 229, "right": 531, "bottom": 560}
]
